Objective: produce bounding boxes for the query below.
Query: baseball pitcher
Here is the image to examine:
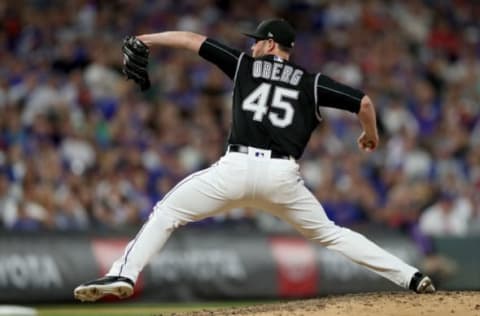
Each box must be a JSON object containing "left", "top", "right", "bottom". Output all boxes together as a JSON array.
[{"left": 74, "top": 19, "right": 435, "bottom": 301}]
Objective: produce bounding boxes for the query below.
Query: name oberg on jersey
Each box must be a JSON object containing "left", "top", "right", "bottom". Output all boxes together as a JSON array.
[{"left": 252, "top": 60, "right": 304, "bottom": 86}]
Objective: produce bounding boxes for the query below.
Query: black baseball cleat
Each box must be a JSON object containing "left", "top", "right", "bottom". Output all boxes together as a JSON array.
[
  {"left": 409, "top": 272, "right": 436, "bottom": 294},
  {"left": 74, "top": 276, "right": 135, "bottom": 302}
]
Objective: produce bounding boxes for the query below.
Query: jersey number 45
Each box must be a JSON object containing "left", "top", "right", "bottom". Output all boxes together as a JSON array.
[{"left": 242, "top": 83, "right": 299, "bottom": 128}]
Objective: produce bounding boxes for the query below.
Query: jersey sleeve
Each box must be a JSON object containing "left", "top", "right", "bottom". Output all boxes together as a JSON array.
[
  {"left": 198, "top": 38, "right": 243, "bottom": 80},
  {"left": 314, "top": 73, "right": 364, "bottom": 114}
]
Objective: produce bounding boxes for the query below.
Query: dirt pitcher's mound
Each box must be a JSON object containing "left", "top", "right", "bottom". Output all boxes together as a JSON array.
[{"left": 184, "top": 291, "right": 480, "bottom": 316}]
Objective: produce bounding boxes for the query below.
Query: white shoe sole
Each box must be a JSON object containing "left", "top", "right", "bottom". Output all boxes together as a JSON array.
[
  {"left": 417, "top": 276, "right": 436, "bottom": 293},
  {"left": 74, "top": 281, "right": 134, "bottom": 302}
]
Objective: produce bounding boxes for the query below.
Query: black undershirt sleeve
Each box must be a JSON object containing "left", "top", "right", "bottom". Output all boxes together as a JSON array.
[
  {"left": 198, "top": 38, "right": 243, "bottom": 80},
  {"left": 315, "top": 74, "right": 364, "bottom": 113}
]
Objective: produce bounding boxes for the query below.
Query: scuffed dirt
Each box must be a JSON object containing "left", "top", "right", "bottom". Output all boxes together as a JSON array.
[{"left": 179, "top": 291, "right": 480, "bottom": 316}]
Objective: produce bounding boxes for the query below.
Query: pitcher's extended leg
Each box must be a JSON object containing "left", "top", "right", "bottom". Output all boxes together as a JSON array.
[
  {"left": 275, "top": 186, "right": 418, "bottom": 289},
  {"left": 107, "top": 165, "right": 236, "bottom": 282},
  {"left": 74, "top": 155, "right": 249, "bottom": 302}
]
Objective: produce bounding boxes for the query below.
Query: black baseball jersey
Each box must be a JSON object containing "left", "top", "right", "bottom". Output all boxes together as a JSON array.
[{"left": 199, "top": 38, "right": 365, "bottom": 159}]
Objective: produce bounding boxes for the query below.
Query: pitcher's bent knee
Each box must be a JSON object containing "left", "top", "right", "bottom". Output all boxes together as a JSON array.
[
  {"left": 300, "top": 223, "right": 349, "bottom": 246},
  {"left": 150, "top": 204, "right": 187, "bottom": 231}
]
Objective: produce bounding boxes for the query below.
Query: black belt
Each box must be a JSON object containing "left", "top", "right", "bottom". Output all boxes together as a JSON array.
[{"left": 227, "top": 144, "right": 292, "bottom": 160}]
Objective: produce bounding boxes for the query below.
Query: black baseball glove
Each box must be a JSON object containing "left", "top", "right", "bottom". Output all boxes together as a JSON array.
[{"left": 122, "top": 36, "right": 151, "bottom": 91}]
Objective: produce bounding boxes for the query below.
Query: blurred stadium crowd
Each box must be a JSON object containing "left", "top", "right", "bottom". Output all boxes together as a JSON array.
[{"left": 0, "top": 0, "right": 479, "bottom": 240}]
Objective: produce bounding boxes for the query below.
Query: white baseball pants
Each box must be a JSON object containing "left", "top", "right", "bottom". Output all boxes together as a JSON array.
[{"left": 107, "top": 149, "right": 418, "bottom": 288}]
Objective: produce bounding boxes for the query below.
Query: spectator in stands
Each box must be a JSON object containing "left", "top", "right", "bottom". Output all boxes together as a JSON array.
[
  {"left": 468, "top": 194, "right": 480, "bottom": 235},
  {"left": 419, "top": 191, "right": 473, "bottom": 237},
  {"left": 0, "top": 169, "right": 19, "bottom": 229},
  {"left": 0, "top": 0, "right": 478, "bottom": 234}
]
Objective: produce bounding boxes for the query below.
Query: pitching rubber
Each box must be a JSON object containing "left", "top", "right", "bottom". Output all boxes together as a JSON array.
[{"left": 0, "top": 306, "right": 37, "bottom": 316}]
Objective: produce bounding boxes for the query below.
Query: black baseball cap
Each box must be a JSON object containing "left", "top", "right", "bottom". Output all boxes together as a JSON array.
[{"left": 243, "top": 19, "right": 296, "bottom": 48}]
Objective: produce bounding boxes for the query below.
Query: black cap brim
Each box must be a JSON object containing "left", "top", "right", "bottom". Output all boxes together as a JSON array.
[{"left": 242, "top": 32, "right": 266, "bottom": 41}]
